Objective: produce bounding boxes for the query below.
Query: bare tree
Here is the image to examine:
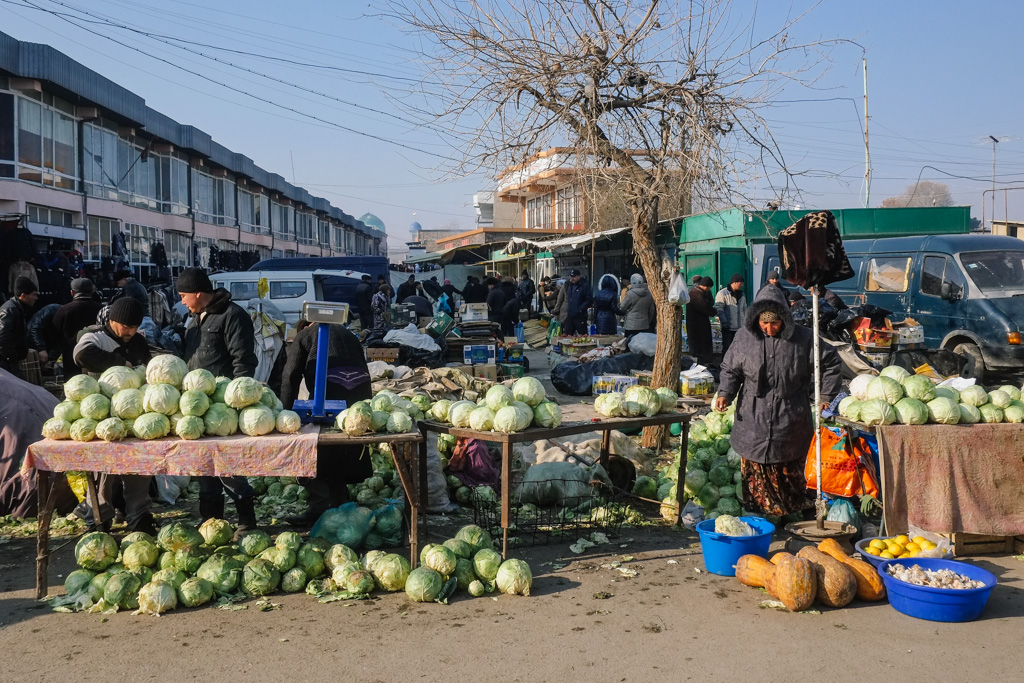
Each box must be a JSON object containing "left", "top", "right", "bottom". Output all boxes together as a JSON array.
[
  {"left": 881, "top": 181, "right": 954, "bottom": 208},
  {"left": 383, "top": 0, "right": 838, "bottom": 446}
]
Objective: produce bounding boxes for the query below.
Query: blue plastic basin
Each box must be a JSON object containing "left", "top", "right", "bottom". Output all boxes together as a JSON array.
[
  {"left": 696, "top": 516, "right": 775, "bottom": 576},
  {"left": 877, "top": 558, "right": 997, "bottom": 623}
]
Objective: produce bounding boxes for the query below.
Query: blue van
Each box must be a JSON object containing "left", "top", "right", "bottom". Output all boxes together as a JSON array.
[{"left": 753, "top": 234, "right": 1024, "bottom": 376}]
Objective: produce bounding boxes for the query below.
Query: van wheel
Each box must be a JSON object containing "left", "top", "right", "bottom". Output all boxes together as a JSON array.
[{"left": 953, "top": 342, "right": 986, "bottom": 381}]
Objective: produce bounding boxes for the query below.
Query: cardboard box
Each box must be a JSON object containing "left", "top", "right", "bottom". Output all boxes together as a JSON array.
[
  {"left": 498, "top": 363, "right": 525, "bottom": 379},
  {"left": 460, "top": 303, "right": 489, "bottom": 323},
  {"left": 471, "top": 363, "right": 498, "bottom": 381},
  {"left": 497, "top": 343, "right": 524, "bottom": 363},
  {"left": 425, "top": 312, "right": 455, "bottom": 339},
  {"left": 593, "top": 374, "right": 638, "bottom": 395},
  {"left": 464, "top": 344, "right": 497, "bottom": 365},
  {"left": 365, "top": 347, "right": 400, "bottom": 363}
]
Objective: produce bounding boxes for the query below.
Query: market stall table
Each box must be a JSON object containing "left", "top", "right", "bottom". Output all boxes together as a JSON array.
[
  {"left": 419, "top": 404, "right": 691, "bottom": 556},
  {"left": 25, "top": 426, "right": 425, "bottom": 598}
]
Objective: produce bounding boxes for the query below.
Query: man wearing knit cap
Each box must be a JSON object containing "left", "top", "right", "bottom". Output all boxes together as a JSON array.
[
  {"left": 177, "top": 266, "right": 259, "bottom": 531},
  {"left": 0, "top": 276, "right": 40, "bottom": 377},
  {"left": 714, "top": 274, "right": 748, "bottom": 355},
  {"left": 73, "top": 296, "right": 155, "bottom": 534},
  {"left": 53, "top": 277, "right": 104, "bottom": 377}
]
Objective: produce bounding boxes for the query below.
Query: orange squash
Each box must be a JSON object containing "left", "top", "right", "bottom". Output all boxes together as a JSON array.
[
  {"left": 765, "top": 555, "right": 816, "bottom": 612},
  {"left": 817, "top": 538, "right": 886, "bottom": 601},
  {"left": 796, "top": 546, "right": 857, "bottom": 608},
  {"left": 769, "top": 552, "right": 795, "bottom": 566},
  {"left": 735, "top": 555, "right": 774, "bottom": 588}
]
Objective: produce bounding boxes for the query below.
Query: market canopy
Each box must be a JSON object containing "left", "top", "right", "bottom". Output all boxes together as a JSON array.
[
  {"left": 404, "top": 243, "right": 496, "bottom": 265},
  {"left": 501, "top": 227, "right": 631, "bottom": 255}
]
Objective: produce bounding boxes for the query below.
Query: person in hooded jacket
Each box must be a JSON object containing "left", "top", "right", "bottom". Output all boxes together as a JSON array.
[
  {"left": 714, "top": 274, "right": 748, "bottom": 355},
  {"left": 593, "top": 275, "right": 622, "bottom": 335},
  {"left": 713, "top": 285, "right": 841, "bottom": 518},
  {"left": 619, "top": 273, "right": 655, "bottom": 340}
]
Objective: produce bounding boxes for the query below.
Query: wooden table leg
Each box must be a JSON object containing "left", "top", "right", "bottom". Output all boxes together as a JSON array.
[
  {"left": 501, "top": 440, "right": 511, "bottom": 558},
  {"left": 388, "top": 441, "right": 420, "bottom": 567},
  {"left": 85, "top": 472, "right": 103, "bottom": 530},
  {"left": 674, "top": 421, "right": 690, "bottom": 526},
  {"left": 416, "top": 434, "right": 429, "bottom": 568},
  {"left": 35, "top": 470, "right": 56, "bottom": 599}
]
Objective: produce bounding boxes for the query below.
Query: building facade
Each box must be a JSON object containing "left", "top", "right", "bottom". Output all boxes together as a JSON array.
[{"left": 0, "top": 31, "right": 384, "bottom": 289}]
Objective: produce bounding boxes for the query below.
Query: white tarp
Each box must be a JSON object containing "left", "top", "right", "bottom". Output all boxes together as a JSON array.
[{"left": 502, "top": 226, "right": 631, "bottom": 254}]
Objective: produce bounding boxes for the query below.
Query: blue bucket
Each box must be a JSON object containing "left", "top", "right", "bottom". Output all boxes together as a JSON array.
[
  {"left": 696, "top": 516, "right": 775, "bottom": 576},
  {"left": 877, "top": 558, "right": 997, "bottom": 623}
]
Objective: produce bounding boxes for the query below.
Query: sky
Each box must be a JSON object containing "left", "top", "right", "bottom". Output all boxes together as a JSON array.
[{"left": 2, "top": 0, "right": 1023, "bottom": 258}]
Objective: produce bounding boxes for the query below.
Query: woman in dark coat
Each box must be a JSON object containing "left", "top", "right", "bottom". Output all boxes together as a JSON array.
[
  {"left": 593, "top": 275, "right": 621, "bottom": 335},
  {"left": 713, "top": 286, "right": 841, "bottom": 518},
  {"left": 685, "top": 277, "right": 717, "bottom": 365}
]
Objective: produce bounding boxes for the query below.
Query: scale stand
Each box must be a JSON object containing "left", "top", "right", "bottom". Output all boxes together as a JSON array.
[{"left": 292, "top": 301, "right": 350, "bottom": 424}]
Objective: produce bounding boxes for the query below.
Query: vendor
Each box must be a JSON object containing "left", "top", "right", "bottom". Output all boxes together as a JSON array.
[
  {"left": 372, "top": 283, "right": 393, "bottom": 333},
  {"left": 279, "top": 322, "right": 373, "bottom": 526},
  {"left": 485, "top": 277, "right": 505, "bottom": 326},
  {"left": 713, "top": 287, "right": 841, "bottom": 519},
  {"left": 73, "top": 298, "right": 156, "bottom": 534},
  {"left": 177, "top": 267, "right": 259, "bottom": 532}
]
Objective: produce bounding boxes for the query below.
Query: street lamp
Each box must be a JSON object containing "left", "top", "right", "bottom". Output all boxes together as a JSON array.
[{"left": 990, "top": 135, "right": 1000, "bottom": 231}]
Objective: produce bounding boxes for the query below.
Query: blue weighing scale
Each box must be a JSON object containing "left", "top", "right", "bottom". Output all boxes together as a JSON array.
[{"left": 292, "top": 301, "right": 351, "bottom": 424}]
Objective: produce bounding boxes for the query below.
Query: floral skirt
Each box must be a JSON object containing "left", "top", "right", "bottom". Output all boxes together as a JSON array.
[{"left": 741, "top": 458, "right": 811, "bottom": 518}]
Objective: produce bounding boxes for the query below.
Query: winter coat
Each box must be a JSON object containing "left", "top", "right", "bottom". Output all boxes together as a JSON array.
[
  {"left": 517, "top": 277, "right": 536, "bottom": 305},
  {"left": 541, "top": 283, "right": 559, "bottom": 309},
  {"left": 116, "top": 278, "right": 150, "bottom": 317},
  {"left": 717, "top": 287, "right": 841, "bottom": 465},
  {"left": 279, "top": 322, "right": 372, "bottom": 409},
  {"left": 73, "top": 324, "right": 152, "bottom": 375},
  {"left": 371, "top": 290, "right": 391, "bottom": 332},
  {"left": 593, "top": 280, "right": 621, "bottom": 335},
  {"left": 27, "top": 303, "right": 61, "bottom": 352},
  {"left": 182, "top": 289, "right": 258, "bottom": 379},
  {"left": 553, "top": 286, "right": 569, "bottom": 322},
  {"left": 685, "top": 286, "right": 716, "bottom": 358},
  {"left": 355, "top": 281, "right": 374, "bottom": 318},
  {"left": 486, "top": 287, "right": 506, "bottom": 324},
  {"left": 564, "top": 278, "right": 593, "bottom": 318},
  {"left": 52, "top": 296, "right": 104, "bottom": 376},
  {"left": 0, "top": 298, "right": 30, "bottom": 370},
  {"left": 396, "top": 281, "right": 421, "bottom": 303},
  {"left": 462, "top": 281, "right": 487, "bottom": 304},
  {"left": 620, "top": 282, "right": 655, "bottom": 331},
  {"left": 714, "top": 286, "right": 747, "bottom": 332}
]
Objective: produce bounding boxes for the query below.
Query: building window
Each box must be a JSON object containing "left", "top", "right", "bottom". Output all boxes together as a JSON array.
[
  {"left": 27, "top": 204, "right": 73, "bottom": 228},
  {"left": 16, "top": 95, "right": 78, "bottom": 189},
  {"left": 272, "top": 201, "right": 294, "bottom": 241},
  {"left": 526, "top": 194, "right": 552, "bottom": 229},
  {"left": 85, "top": 216, "right": 118, "bottom": 262},
  {"left": 555, "top": 185, "right": 581, "bottom": 229},
  {"left": 0, "top": 92, "right": 14, "bottom": 178}
]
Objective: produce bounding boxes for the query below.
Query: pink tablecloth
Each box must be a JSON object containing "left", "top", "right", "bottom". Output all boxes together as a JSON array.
[{"left": 23, "top": 425, "right": 319, "bottom": 478}]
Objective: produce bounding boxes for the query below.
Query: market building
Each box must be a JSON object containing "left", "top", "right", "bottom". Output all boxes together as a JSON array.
[{"left": 0, "top": 30, "right": 384, "bottom": 295}]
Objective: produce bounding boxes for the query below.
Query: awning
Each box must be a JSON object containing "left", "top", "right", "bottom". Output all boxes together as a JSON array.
[
  {"left": 501, "top": 226, "right": 631, "bottom": 255},
  {"left": 405, "top": 243, "right": 497, "bottom": 265},
  {"left": 405, "top": 249, "right": 454, "bottom": 264}
]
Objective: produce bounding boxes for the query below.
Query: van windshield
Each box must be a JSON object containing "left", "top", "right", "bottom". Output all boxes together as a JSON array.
[{"left": 960, "top": 251, "right": 1024, "bottom": 292}]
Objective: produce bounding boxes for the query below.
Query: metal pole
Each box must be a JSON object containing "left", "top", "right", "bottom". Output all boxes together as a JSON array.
[
  {"left": 813, "top": 286, "right": 825, "bottom": 528},
  {"left": 990, "top": 136, "right": 1000, "bottom": 231},
  {"left": 863, "top": 56, "right": 871, "bottom": 208}
]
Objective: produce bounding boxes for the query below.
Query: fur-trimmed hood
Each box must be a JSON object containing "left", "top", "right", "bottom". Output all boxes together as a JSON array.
[{"left": 745, "top": 285, "right": 797, "bottom": 340}]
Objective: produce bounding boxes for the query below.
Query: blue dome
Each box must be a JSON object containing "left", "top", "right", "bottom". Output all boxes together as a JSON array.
[
  {"left": 359, "top": 213, "right": 386, "bottom": 232},
  {"left": 409, "top": 221, "right": 422, "bottom": 232}
]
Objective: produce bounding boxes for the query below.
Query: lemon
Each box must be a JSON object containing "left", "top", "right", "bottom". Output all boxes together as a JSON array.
[
  {"left": 912, "top": 536, "right": 928, "bottom": 545},
  {"left": 887, "top": 543, "right": 903, "bottom": 555},
  {"left": 905, "top": 542, "right": 921, "bottom": 553},
  {"left": 920, "top": 540, "right": 937, "bottom": 551},
  {"left": 865, "top": 547, "right": 882, "bottom": 556},
  {"left": 880, "top": 550, "right": 895, "bottom": 559},
  {"left": 869, "top": 539, "right": 887, "bottom": 551},
  {"left": 894, "top": 534, "right": 910, "bottom": 545},
  {"left": 903, "top": 551, "right": 917, "bottom": 558}
]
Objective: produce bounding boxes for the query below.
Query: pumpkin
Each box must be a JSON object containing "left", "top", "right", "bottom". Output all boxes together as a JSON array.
[
  {"left": 764, "top": 554, "right": 816, "bottom": 612},
  {"left": 817, "top": 538, "right": 886, "bottom": 601},
  {"left": 735, "top": 555, "right": 774, "bottom": 588},
  {"left": 769, "top": 552, "right": 795, "bottom": 566},
  {"left": 796, "top": 546, "right": 857, "bottom": 608}
]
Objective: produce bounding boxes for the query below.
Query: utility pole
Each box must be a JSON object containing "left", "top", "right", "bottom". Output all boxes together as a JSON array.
[
  {"left": 863, "top": 55, "right": 871, "bottom": 208},
  {"left": 990, "top": 135, "right": 999, "bottom": 231}
]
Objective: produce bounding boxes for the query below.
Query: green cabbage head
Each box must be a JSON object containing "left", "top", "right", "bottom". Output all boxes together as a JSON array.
[
  {"left": 594, "top": 392, "right": 625, "bottom": 417},
  {"left": 133, "top": 413, "right": 170, "bottom": 440},
  {"left": 144, "top": 384, "right": 181, "bottom": 416},
  {"left": 177, "top": 577, "right": 214, "bottom": 607},
  {"left": 405, "top": 567, "right": 444, "bottom": 602},
  {"left": 70, "top": 418, "right": 98, "bottom": 442},
  {"left": 239, "top": 405, "right": 276, "bottom": 436},
  {"left": 80, "top": 393, "right": 110, "bottom": 421},
  {"left": 893, "top": 397, "right": 929, "bottom": 425},
  {"left": 179, "top": 390, "right": 210, "bottom": 417},
  {"left": 901, "top": 374, "right": 936, "bottom": 402},
  {"left": 53, "top": 400, "right": 82, "bottom": 422},
  {"left": 926, "top": 397, "right": 961, "bottom": 424},
  {"left": 64, "top": 374, "right": 100, "bottom": 401},
  {"left": 511, "top": 376, "right": 546, "bottom": 406},
  {"left": 99, "top": 365, "right": 142, "bottom": 397},
  {"left": 958, "top": 403, "right": 981, "bottom": 424},
  {"left": 469, "top": 406, "right": 495, "bottom": 431},
  {"left": 181, "top": 368, "right": 217, "bottom": 395},
  {"left": 111, "top": 388, "right": 145, "bottom": 419},
  {"left": 75, "top": 532, "right": 119, "bottom": 571},
  {"left": 146, "top": 354, "right": 189, "bottom": 387},
  {"left": 175, "top": 415, "right": 205, "bottom": 440},
  {"left": 241, "top": 558, "right": 280, "bottom": 596},
  {"left": 978, "top": 403, "right": 1004, "bottom": 424},
  {"left": 276, "top": 410, "right": 302, "bottom": 433},
  {"left": 203, "top": 403, "right": 238, "bottom": 436},
  {"left": 495, "top": 558, "right": 532, "bottom": 596},
  {"left": 533, "top": 401, "right": 562, "bottom": 428},
  {"left": 224, "top": 377, "right": 264, "bottom": 409},
  {"left": 136, "top": 580, "right": 177, "bottom": 615},
  {"left": 485, "top": 385, "right": 514, "bottom": 412},
  {"left": 493, "top": 406, "right": 521, "bottom": 434},
  {"left": 42, "top": 417, "right": 72, "bottom": 440},
  {"left": 372, "top": 553, "right": 411, "bottom": 592},
  {"left": 960, "top": 385, "right": 989, "bottom": 407},
  {"left": 866, "top": 376, "right": 904, "bottom": 405},
  {"left": 448, "top": 400, "right": 477, "bottom": 428},
  {"left": 858, "top": 399, "right": 897, "bottom": 426}
]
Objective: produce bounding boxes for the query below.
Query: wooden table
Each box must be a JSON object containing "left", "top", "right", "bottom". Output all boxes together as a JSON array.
[
  {"left": 29, "top": 427, "right": 424, "bottom": 598},
  {"left": 419, "top": 403, "right": 690, "bottom": 556}
]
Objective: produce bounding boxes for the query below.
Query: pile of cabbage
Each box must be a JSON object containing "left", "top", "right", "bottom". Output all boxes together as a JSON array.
[
  {"left": 595, "top": 385, "right": 679, "bottom": 418},
  {"left": 248, "top": 476, "right": 310, "bottom": 521},
  {"left": 838, "top": 366, "right": 1024, "bottom": 426},
  {"left": 43, "top": 356, "right": 303, "bottom": 443},
  {"left": 334, "top": 389, "right": 431, "bottom": 436},
  {"left": 54, "top": 522, "right": 532, "bottom": 614},
  {"left": 435, "top": 377, "right": 563, "bottom": 433}
]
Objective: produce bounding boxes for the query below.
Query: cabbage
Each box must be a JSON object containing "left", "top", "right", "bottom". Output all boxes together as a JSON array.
[
  {"left": 370, "top": 393, "right": 396, "bottom": 412},
  {"left": 257, "top": 546, "right": 297, "bottom": 573},
  {"left": 624, "top": 385, "right": 661, "bottom": 417},
  {"left": 989, "top": 389, "right": 1012, "bottom": 409},
  {"left": 111, "top": 388, "right": 145, "bottom": 419},
  {"left": 239, "top": 405, "right": 276, "bottom": 436},
  {"left": 879, "top": 365, "right": 911, "bottom": 383},
  {"left": 173, "top": 547, "right": 206, "bottom": 574},
  {"left": 196, "top": 555, "right": 244, "bottom": 594},
  {"left": 714, "top": 436, "right": 731, "bottom": 455},
  {"left": 495, "top": 558, "right": 532, "bottom": 596},
  {"left": 510, "top": 401, "right": 533, "bottom": 430},
  {"left": 858, "top": 399, "right": 897, "bottom": 426},
  {"left": 511, "top": 376, "right": 546, "bottom": 407},
  {"left": 837, "top": 396, "right": 857, "bottom": 418},
  {"left": 179, "top": 368, "right": 215, "bottom": 395},
  {"left": 421, "top": 545, "right": 457, "bottom": 578},
  {"left": 449, "top": 400, "right": 477, "bottom": 428},
  {"left": 64, "top": 568, "right": 96, "bottom": 597},
  {"left": 211, "top": 377, "right": 231, "bottom": 404},
  {"left": 714, "top": 514, "right": 755, "bottom": 536},
  {"left": 697, "top": 482, "right": 721, "bottom": 509},
  {"left": 410, "top": 394, "right": 431, "bottom": 413},
  {"left": 978, "top": 403, "right": 1004, "bottom": 424},
  {"left": 80, "top": 393, "right": 110, "bottom": 421},
  {"left": 708, "top": 465, "right": 732, "bottom": 487},
  {"left": 175, "top": 415, "right": 205, "bottom": 440},
  {"left": 275, "top": 567, "right": 305, "bottom": 593},
  {"left": 632, "top": 476, "right": 658, "bottom": 499},
  {"left": 203, "top": 403, "right": 238, "bottom": 436},
  {"left": 372, "top": 553, "right": 411, "bottom": 591},
  {"left": 146, "top": 354, "right": 188, "bottom": 387},
  {"left": 402, "top": 567, "right": 442, "bottom": 602},
  {"left": 342, "top": 569, "right": 373, "bottom": 594},
  {"left": 959, "top": 385, "right": 989, "bottom": 407},
  {"left": 133, "top": 413, "right": 170, "bottom": 440},
  {"left": 259, "top": 387, "right": 278, "bottom": 410},
  {"left": 469, "top": 580, "right": 485, "bottom": 597},
  {"left": 430, "top": 399, "right": 453, "bottom": 422},
  {"left": 683, "top": 469, "right": 708, "bottom": 497},
  {"left": 1003, "top": 403, "right": 1024, "bottom": 423},
  {"left": 703, "top": 412, "right": 731, "bottom": 437},
  {"left": 296, "top": 545, "right": 325, "bottom": 578},
  {"left": 65, "top": 374, "right": 100, "bottom": 401},
  {"left": 151, "top": 568, "right": 186, "bottom": 590},
  {"left": 455, "top": 524, "right": 493, "bottom": 553},
  {"left": 135, "top": 580, "right": 177, "bottom": 615},
  {"left": 469, "top": 406, "right": 495, "bottom": 431},
  {"left": 242, "top": 558, "right": 281, "bottom": 595},
  {"left": 53, "top": 400, "right": 82, "bottom": 422},
  {"left": 594, "top": 392, "right": 625, "bottom": 417},
  {"left": 472, "top": 548, "right": 502, "bottom": 584},
  {"left": 926, "top": 397, "right": 961, "bottom": 424},
  {"left": 485, "top": 385, "right": 515, "bottom": 412},
  {"left": 844, "top": 400, "right": 864, "bottom": 422},
  {"left": 958, "top": 403, "right": 981, "bottom": 425},
  {"left": 103, "top": 571, "right": 141, "bottom": 609},
  {"left": 716, "top": 497, "right": 743, "bottom": 516},
  {"left": 237, "top": 530, "right": 271, "bottom": 557},
  {"left": 934, "top": 386, "right": 960, "bottom": 403},
  {"left": 98, "top": 365, "right": 142, "bottom": 397},
  {"left": 901, "top": 375, "right": 936, "bottom": 402},
  {"left": 386, "top": 411, "right": 414, "bottom": 434},
  {"left": 75, "top": 532, "right": 119, "bottom": 571},
  {"left": 275, "top": 410, "right": 301, "bottom": 433},
  {"left": 178, "top": 390, "right": 210, "bottom": 417},
  {"left": 275, "top": 531, "right": 302, "bottom": 552},
  {"left": 866, "top": 376, "right": 904, "bottom": 405},
  {"left": 70, "top": 418, "right": 98, "bottom": 442},
  {"left": 42, "top": 417, "right": 72, "bottom": 440},
  {"left": 342, "top": 403, "right": 374, "bottom": 436},
  {"left": 443, "top": 538, "right": 474, "bottom": 561},
  {"left": 90, "top": 417, "right": 125, "bottom": 443},
  {"left": 893, "top": 398, "right": 929, "bottom": 425},
  {"left": 222, "top": 377, "right": 262, "bottom": 409},
  {"left": 157, "top": 521, "right": 204, "bottom": 552},
  {"left": 142, "top": 384, "right": 180, "bottom": 416},
  {"left": 199, "top": 518, "right": 234, "bottom": 547},
  {"left": 493, "top": 406, "right": 521, "bottom": 434},
  {"left": 532, "top": 401, "right": 562, "bottom": 428},
  {"left": 177, "top": 577, "right": 215, "bottom": 607},
  {"left": 655, "top": 387, "right": 678, "bottom": 413},
  {"left": 849, "top": 374, "right": 874, "bottom": 400},
  {"left": 1000, "top": 385, "right": 1022, "bottom": 402},
  {"left": 718, "top": 484, "right": 735, "bottom": 499}
]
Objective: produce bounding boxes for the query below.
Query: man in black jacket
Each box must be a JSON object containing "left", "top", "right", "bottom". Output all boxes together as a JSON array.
[
  {"left": 396, "top": 274, "right": 423, "bottom": 303},
  {"left": 177, "top": 267, "right": 259, "bottom": 531},
  {"left": 685, "top": 276, "right": 717, "bottom": 366},
  {"left": 562, "top": 269, "right": 593, "bottom": 335},
  {"left": 485, "top": 277, "right": 505, "bottom": 326},
  {"left": 354, "top": 275, "right": 374, "bottom": 329},
  {"left": 52, "top": 278, "right": 104, "bottom": 377},
  {"left": 280, "top": 323, "right": 373, "bottom": 526},
  {"left": 517, "top": 270, "right": 536, "bottom": 316},
  {"left": 0, "top": 276, "right": 39, "bottom": 377},
  {"left": 72, "top": 297, "right": 155, "bottom": 534},
  {"left": 462, "top": 276, "right": 487, "bottom": 304}
]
